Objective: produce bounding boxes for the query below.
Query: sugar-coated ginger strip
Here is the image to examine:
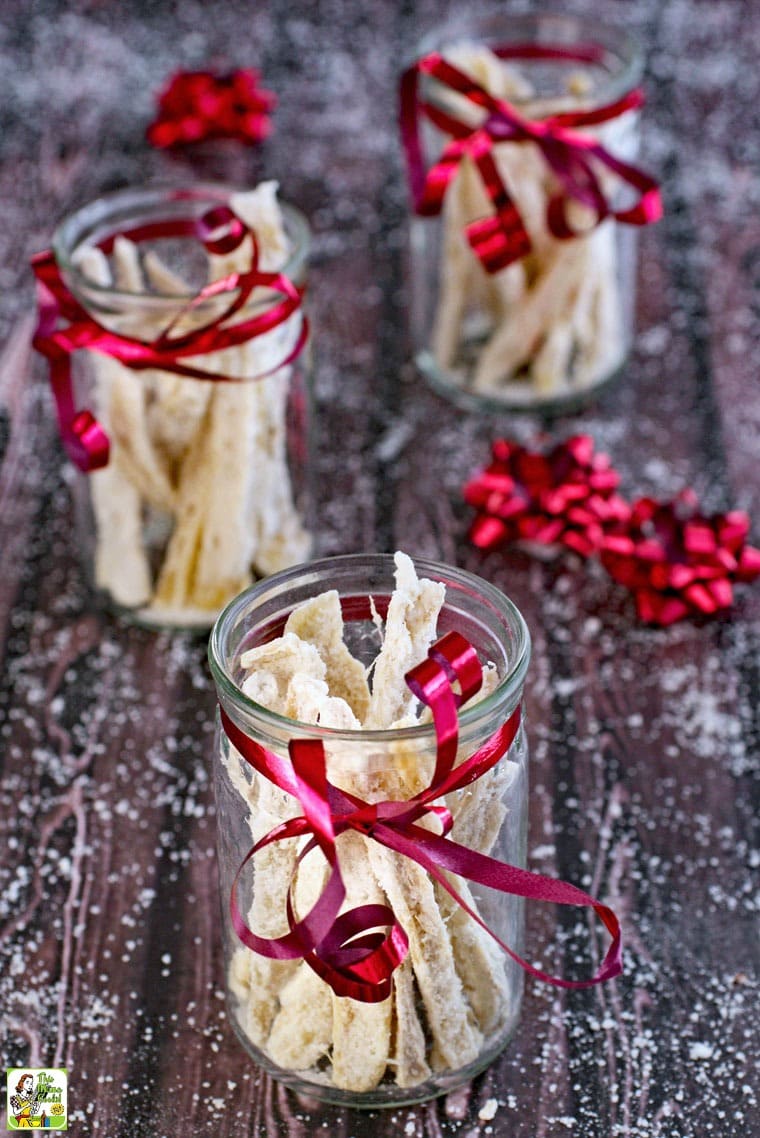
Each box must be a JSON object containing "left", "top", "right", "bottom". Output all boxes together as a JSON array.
[
  {"left": 285, "top": 589, "right": 371, "bottom": 722},
  {"left": 330, "top": 832, "right": 393, "bottom": 1092},
  {"left": 89, "top": 461, "right": 152, "bottom": 607},
  {"left": 212, "top": 189, "right": 307, "bottom": 578},
  {"left": 265, "top": 962, "right": 333, "bottom": 1072},
  {"left": 432, "top": 151, "right": 528, "bottom": 374},
  {"left": 435, "top": 878, "right": 511, "bottom": 1036},
  {"left": 77, "top": 241, "right": 175, "bottom": 514},
  {"left": 72, "top": 246, "right": 153, "bottom": 607},
  {"left": 141, "top": 244, "right": 213, "bottom": 464},
  {"left": 365, "top": 552, "right": 445, "bottom": 728},
  {"left": 443, "top": 43, "right": 535, "bottom": 104},
  {"left": 260, "top": 838, "right": 331, "bottom": 1072},
  {"left": 285, "top": 673, "right": 361, "bottom": 728},
  {"left": 149, "top": 381, "right": 261, "bottom": 613},
  {"left": 103, "top": 238, "right": 178, "bottom": 510},
  {"left": 391, "top": 958, "right": 432, "bottom": 1088},
  {"left": 228, "top": 182, "right": 291, "bottom": 274},
  {"left": 474, "top": 238, "right": 590, "bottom": 390},
  {"left": 247, "top": 360, "right": 311, "bottom": 578},
  {"left": 112, "top": 234, "right": 143, "bottom": 293},
  {"left": 230, "top": 949, "right": 299, "bottom": 1050},
  {"left": 431, "top": 158, "right": 482, "bottom": 370},
  {"left": 451, "top": 755, "right": 520, "bottom": 859},
  {"left": 142, "top": 249, "right": 189, "bottom": 295},
  {"left": 367, "top": 841, "right": 482, "bottom": 1069},
  {"left": 219, "top": 730, "right": 303, "bottom": 1046},
  {"left": 241, "top": 632, "right": 326, "bottom": 691},
  {"left": 176, "top": 182, "right": 302, "bottom": 603},
  {"left": 239, "top": 837, "right": 327, "bottom": 1050},
  {"left": 226, "top": 645, "right": 334, "bottom": 1049},
  {"left": 530, "top": 319, "right": 576, "bottom": 394},
  {"left": 189, "top": 381, "right": 264, "bottom": 610},
  {"left": 574, "top": 221, "right": 625, "bottom": 387}
]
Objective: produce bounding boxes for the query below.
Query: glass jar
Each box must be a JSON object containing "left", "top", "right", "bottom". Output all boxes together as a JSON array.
[
  {"left": 208, "top": 553, "right": 531, "bottom": 1107},
  {"left": 405, "top": 13, "right": 647, "bottom": 414},
  {"left": 48, "top": 183, "right": 312, "bottom": 629}
]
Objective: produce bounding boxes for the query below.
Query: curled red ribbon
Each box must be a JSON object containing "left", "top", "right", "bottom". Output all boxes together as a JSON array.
[
  {"left": 147, "top": 68, "right": 277, "bottom": 149},
  {"left": 465, "top": 434, "right": 630, "bottom": 557},
  {"left": 222, "top": 627, "right": 622, "bottom": 1003},
  {"left": 399, "top": 43, "right": 663, "bottom": 273},
  {"left": 31, "top": 196, "right": 307, "bottom": 473},
  {"left": 601, "top": 490, "right": 760, "bottom": 625}
]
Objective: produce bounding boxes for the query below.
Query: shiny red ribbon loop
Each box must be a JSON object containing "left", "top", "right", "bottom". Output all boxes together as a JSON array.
[
  {"left": 31, "top": 196, "right": 307, "bottom": 473},
  {"left": 400, "top": 44, "right": 662, "bottom": 274},
  {"left": 222, "top": 628, "right": 622, "bottom": 1002}
]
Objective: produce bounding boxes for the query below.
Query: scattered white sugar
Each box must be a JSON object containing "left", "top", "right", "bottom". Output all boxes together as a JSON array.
[{"left": 478, "top": 1098, "right": 499, "bottom": 1121}]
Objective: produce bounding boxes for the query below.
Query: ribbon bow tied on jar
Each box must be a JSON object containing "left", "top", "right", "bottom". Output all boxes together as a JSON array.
[
  {"left": 222, "top": 629, "right": 622, "bottom": 1004},
  {"left": 31, "top": 199, "right": 306, "bottom": 473},
  {"left": 400, "top": 45, "right": 663, "bottom": 273}
]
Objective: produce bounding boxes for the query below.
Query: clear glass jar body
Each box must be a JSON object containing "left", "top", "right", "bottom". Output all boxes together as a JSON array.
[
  {"left": 408, "top": 14, "right": 644, "bottom": 414},
  {"left": 208, "top": 554, "right": 531, "bottom": 1107},
  {"left": 52, "top": 184, "right": 312, "bottom": 629}
]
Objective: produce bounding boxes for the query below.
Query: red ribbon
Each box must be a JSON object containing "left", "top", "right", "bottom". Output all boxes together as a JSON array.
[
  {"left": 31, "top": 197, "right": 307, "bottom": 472},
  {"left": 222, "top": 627, "right": 622, "bottom": 1003},
  {"left": 601, "top": 491, "right": 760, "bottom": 625},
  {"left": 399, "top": 43, "right": 663, "bottom": 273},
  {"left": 147, "top": 68, "right": 277, "bottom": 149},
  {"left": 465, "top": 435, "right": 630, "bottom": 558}
]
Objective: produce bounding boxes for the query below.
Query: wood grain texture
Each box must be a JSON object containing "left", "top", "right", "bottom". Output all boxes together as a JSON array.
[{"left": 1, "top": 2, "right": 758, "bottom": 1136}]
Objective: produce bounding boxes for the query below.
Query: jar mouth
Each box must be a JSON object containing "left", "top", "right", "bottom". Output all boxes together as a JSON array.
[
  {"left": 52, "top": 182, "right": 310, "bottom": 305},
  {"left": 415, "top": 11, "right": 643, "bottom": 106},
  {"left": 208, "top": 553, "right": 531, "bottom": 743}
]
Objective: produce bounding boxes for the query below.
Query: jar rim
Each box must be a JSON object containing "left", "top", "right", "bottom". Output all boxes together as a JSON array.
[
  {"left": 414, "top": 11, "right": 644, "bottom": 106},
  {"left": 51, "top": 181, "right": 310, "bottom": 305},
  {"left": 208, "top": 553, "right": 532, "bottom": 743}
]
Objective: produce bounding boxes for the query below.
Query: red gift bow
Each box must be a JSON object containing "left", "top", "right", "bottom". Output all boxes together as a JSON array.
[
  {"left": 222, "top": 624, "right": 622, "bottom": 1003},
  {"left": 600, "top": 490, "right": 760, "bottom": 626},
  {"left": 465, "top": 435, "right": 630, "bottom": 558},
  {"left": 146, "top": 68, "right": 276, "bottom": 149},
  {"left": 31, "top": 197, "right": 307, "bottom": 473},
  {"left": 399, "top": 43, "right": 663, "bottom": 274}
]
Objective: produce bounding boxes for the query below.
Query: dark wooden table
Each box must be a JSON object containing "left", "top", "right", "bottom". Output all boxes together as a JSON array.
[{"left": 1, "top": 2, "right": 758, "bottom": 1135}]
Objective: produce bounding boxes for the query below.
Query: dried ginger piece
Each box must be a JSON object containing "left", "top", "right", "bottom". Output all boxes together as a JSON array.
[
  {"left": 367, "top": 841, "right": 483, "bottom": 1069},
  {"left": 140, "top": 249, "right": 213, "bottom": 466},
  {"left": 474, "top": 237, "right": 591, "bottom": 390},
  {"left": 221, "top": 182, "right": 310, "bottom": 578},
  {"left": 365, "top": 551, "right": 445, "bottom": 728},
  {"left": 435, "top": 878, "right": 511, "bottom": 1035},
  {"left": 266, "top": 961, "right": 333, "bottom": 1071},
  {"left": 227, "top": 633, "right": 327, "bottom": 1048},
  {"left": 391, "top": 959, "right": 431, "bottom": 1087},
  {"left": 72, "top": 246, "right": 153, "bottom": 608},
  {"left": 330, "top": 832, "right": 393, "bottom": 1092},
  {"left": 284, "top": 589, "right": 371, "bottom": 722}
]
